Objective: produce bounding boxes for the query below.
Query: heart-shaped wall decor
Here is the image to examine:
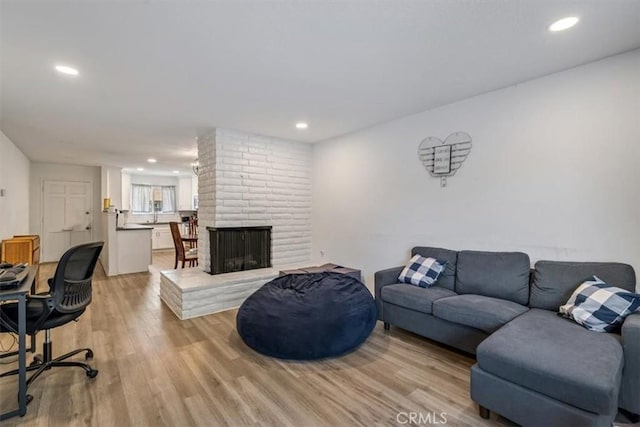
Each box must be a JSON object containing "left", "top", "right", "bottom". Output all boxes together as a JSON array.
[{"left": 418, "top": 132, "right": 472, "bottom": 177}]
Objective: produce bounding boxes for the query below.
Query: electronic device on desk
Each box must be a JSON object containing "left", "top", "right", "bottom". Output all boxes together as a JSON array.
[{"left": 0, "top": 262, "right": 29, "bottom": 290}]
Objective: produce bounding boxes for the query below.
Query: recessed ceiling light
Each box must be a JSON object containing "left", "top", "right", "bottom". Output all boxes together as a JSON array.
[
  {"left": 54, "top": 65, "right": 79, "bottom": 76},
  {"left": 173, "top": 170, "right": 179, "bottom": 174},
  {"left": 147, "top": 158, "right": 157, "bottom": 163},
  {"left": 548, "top": 17, "right": 579, "bottom": 32},
  {"left": 295, "top": 122, "right": 308, "bottom": 129},
  {"left": 137, "top": 167, "right": 144, "bottom": 171}
]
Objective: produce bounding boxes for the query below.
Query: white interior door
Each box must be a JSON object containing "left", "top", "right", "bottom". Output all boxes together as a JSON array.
[{"left": 42, "top": 180, "right": 93, "bottom": 262}]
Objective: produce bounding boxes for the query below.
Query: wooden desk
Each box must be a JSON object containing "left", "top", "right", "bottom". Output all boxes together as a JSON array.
[{"left": 0, "top": 265, "right": 38, "bottom": 420}]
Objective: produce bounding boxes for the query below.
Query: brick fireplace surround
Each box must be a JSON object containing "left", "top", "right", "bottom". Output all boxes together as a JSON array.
[
  {"left": 197, "top": 128, "right": 312, "bottom": 272},
  {"left": 160, "top": 128, "right": 314, "bottom": 319}
]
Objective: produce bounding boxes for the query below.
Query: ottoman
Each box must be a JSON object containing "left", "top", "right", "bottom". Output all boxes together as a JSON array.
[
  {"left": 236, "top": 272, "right": 376, "bottom": 360},
  {"left": 471, "top": 308, "right": 624, "bottom": 427}
]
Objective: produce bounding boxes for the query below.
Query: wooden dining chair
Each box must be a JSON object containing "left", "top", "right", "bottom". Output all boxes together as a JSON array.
[
  {"left": 187, "top": 218, "right": 198, "bottom": 249},
  {"left": 169, "top": 222, "right": 198, "bottom": 268},
  {"left": 187, "top": 217, "right": 198, "bottom": 249},
  {"left": 188, "top": 217, "right": 198, "bottom": 236}
]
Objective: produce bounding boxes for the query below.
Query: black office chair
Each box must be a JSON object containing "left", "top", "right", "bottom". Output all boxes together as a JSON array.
[{"left": 0, "top": 241, "right": 104, "bottom": 401}]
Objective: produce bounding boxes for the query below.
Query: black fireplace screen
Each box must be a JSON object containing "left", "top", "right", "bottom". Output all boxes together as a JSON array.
[{"left": 207, "top": 226, "right": 272, "bottom": 275}]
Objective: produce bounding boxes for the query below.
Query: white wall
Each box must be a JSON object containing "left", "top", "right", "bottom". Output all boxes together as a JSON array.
[
  {"left": 121, "top": 172, "right": 131, "bottom": 211},
  {"left": 101, "top": 166, "right": 122, "bottom": 209},
  {"left": 29, "top": 162, "right": 103, "bottom": 243},
  {"left": 313, "top": 49, "right": 640, "bottom": 289},
  {"left": 0, "top": 131, "right": 30, "bottom": 241},
  {"left": 198, "top": 128, "right": 313, "bottom": 272}
]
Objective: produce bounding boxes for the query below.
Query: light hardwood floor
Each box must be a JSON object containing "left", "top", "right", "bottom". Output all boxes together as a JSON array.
[{"left": 0, "top": 251, "right": 510, "bottom": 427}]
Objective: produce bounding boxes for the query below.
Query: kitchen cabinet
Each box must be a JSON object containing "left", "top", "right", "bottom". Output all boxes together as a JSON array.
[
  {"left": 178, "top": 177, "right": 193, "bottom": 211},
  {"left": 191, "top": 176, "right": 198, "bottom": 209},
  {"left": 152, "top": 225, "right": 173, "bottom": 250}
]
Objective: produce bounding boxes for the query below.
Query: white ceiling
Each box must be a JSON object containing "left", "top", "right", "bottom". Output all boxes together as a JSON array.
[{"left": 2, "top": 1, "right": 640, "bottom": 174}]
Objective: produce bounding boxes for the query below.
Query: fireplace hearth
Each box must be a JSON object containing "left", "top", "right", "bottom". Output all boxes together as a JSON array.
[{"left": 207, "top": 226, "right": 272, "bottom": 275}]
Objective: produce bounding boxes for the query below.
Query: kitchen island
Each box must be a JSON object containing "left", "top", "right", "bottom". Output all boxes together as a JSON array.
[{"left": 100, "top": 213, "right": 153, "bottom": 276}]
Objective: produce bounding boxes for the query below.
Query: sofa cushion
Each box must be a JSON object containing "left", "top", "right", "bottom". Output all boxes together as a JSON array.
[
  {"left": 455, "top": 250, "right": 530, "bottom": 305},
  {"left": 476, "top": 308, "right": 623, "bottom": 415},
  {"left": 559, "top": 276, "right": 640, "bottom": 332},
  {"left": 412, "top": 247, "right": 458, "bottom": 291},
  {"left": 530, "top": 260, "right": 636, "bottom": 311},
  {"left": 432, "top": 294, "right": 529, "bottom": 333},
  {"left": 398, "top": 255, "right": 447, "bottom": 288},
  {"left": 381, "top": 284, "right": 457, "bottom": 314}
]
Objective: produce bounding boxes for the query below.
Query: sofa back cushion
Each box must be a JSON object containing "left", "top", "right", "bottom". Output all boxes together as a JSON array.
[
  {"left": 455, "top": 250, "right": 531, "bottom": 305},
  {"left": 412, "top": 247, "right": 458, "bottom": 291},
  {"left": 531, "top": 261, "right": 636, "bottom": 311}
]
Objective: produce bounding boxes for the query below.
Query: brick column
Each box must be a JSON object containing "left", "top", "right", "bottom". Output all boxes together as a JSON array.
[
  {"left": 197, "top": 132, "right": 216, "bottom": 272},
  {"left": 197, "top": 127, "right": 313, "bottom": 273}
]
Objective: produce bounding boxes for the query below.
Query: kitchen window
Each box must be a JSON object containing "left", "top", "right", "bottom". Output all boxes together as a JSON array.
[{"left": 131, "top": 184, "right": 176, "bottom": 213}]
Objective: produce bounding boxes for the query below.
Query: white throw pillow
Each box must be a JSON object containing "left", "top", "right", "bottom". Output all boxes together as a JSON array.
[
  {"left": 398, "top": 255, "right": 446, "bottom": 288},
  {"left": 559, "top": 276, "right": 640, "bottom": 332}
]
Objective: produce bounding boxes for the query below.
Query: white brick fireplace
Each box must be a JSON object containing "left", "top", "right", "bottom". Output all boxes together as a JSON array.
[
  {"left": 196, "top": 128, "right": 313, "bottom": 273},
  {"left": 160, "top": 128, "right": 314, "bottom": 319}
]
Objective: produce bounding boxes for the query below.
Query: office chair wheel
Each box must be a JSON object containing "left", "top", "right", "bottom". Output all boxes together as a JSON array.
[
  {"left": 85, "top": 350, "right": 93, "bottom": 360},
  {"left": 86, "top": 369, "right": 98, "bottom": 378},
  {"left": 30, "top": 355, "right": 43, "bottom": 367}
]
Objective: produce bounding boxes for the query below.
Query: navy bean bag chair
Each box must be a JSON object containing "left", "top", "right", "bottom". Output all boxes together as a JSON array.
[{"left": 236, "top": 272, "right": 376, "bottom": 360}]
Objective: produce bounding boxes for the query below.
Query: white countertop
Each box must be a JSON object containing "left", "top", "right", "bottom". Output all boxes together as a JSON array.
[{"left": 117, "top": 223, "right": 154, "bottom": 231}]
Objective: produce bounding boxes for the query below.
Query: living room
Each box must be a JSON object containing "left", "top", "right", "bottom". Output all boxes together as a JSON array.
[{"left": 1, "top": 1, "right": 639, "bottom": 426}]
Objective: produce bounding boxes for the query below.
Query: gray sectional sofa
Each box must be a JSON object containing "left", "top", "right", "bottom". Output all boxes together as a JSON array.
[{"left": 375, "top": 246, "right": 639, "bottom": 427}]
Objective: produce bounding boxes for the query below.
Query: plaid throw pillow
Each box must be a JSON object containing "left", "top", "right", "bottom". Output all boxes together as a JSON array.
[
  {"left": 398, "top": 255, "right": 447, "bottom": 288},
  {"left": 559, "top": 276, "right": 640, "bottom": 332}
]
